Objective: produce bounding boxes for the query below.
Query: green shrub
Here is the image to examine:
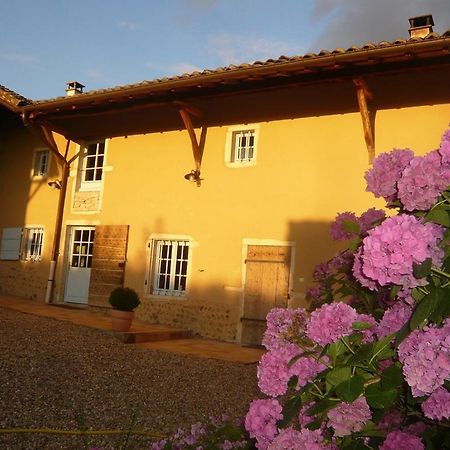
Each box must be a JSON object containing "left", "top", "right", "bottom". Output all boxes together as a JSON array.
[{"left": 108, "top": 287, "right": 140, "bottom": 311}]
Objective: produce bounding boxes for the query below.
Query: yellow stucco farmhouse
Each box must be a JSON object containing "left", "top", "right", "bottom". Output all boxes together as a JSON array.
[{"left": 0, "top": 16, "right": 449, "bottom": 344}]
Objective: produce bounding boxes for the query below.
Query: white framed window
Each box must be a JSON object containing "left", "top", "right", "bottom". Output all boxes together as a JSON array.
[
  {"left": 33, "top": 149, "right": 50, "bottom": 177},
  {"left": 149, "top": 239, "right": 190, "bottom": 297},
  {"left": 22, "top": 227, "right": 44, "bottom": 261},
  {"left": 80, "top": 141, "right": 105, "bottom": 190},
  {"left": 225, "top": 124, "right": 259, "bottom": 167},
  {"left": 0, "top": 227, "right": 44, "bottom": 261}
]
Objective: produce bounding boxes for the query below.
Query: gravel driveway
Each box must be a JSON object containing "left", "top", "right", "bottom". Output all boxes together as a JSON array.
[{"left": 0, "top": 308, "right": 259, "bottom": 449}]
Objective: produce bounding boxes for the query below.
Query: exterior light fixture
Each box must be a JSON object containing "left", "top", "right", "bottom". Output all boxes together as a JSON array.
[
  {"left": 48, "top": 180, "right": 62, "bottom": 190},
  {"left": 184, "top": 170, "right": 202, "bottom": 187},
  {"left": 184, "top": 170, "right": 200, "bottom": 181}
]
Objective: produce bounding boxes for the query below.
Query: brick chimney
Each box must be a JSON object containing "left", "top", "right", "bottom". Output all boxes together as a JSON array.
[
  {"left": 65, "top": 81, "right": 85, "bottom": 96},
  {"left": 408, "top": 14, "right": 434, "bottom": 38}
]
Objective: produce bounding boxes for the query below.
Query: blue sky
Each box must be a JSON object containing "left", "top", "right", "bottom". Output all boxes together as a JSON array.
[{"left": 1, "top": 0, "right": 449, "bottom": 100}]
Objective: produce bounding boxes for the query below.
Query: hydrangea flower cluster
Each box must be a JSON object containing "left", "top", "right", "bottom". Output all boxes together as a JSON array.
[
  {"left": 356, "top": 313, "right": 377, "bottom": 343},
  {"left": 398, "top": 319, "right": 450, "bottom": 397},
  {"left": 306, "top": 302, "right": 358, "bottom": 345},
  {"left": 397, "top": 150, "right": 450, "bottom": 211},
  {"left": 268, "top": 428, "right": 332, "bottom": 450},
  {"left": 330, "top": 212, "right": 360, "bottom": 240},
  {"left": 421, "top": 386, "right": 450, "bottom": 420},
  {"left": 365, "top": 149, "right": 414, "bottom": 201},
  {"left": 359, "top": 208, "right": 386, "bottom": 233},
  {"left": 245, "top": 399, "right": 283, "bottom": 450},
  {"left": 376, "top": 303, "right": 413, "bottom": 338},
  {"left": 257, "top": 343, "right": 326, "bottom": 397},
  {"left": 327, "top": 397, "right": 372, "bottom": 437},
  {"left": 262, "top": 308, "right": 308, "bottom": 351},
  {"left": 353, "top": 214, "right": 444, "bottom": 290},
  {"left": 379, "top": 430, "right": 424, "bottom": 450},
  {"left": 439, "top": 129, "right": 450, "bottom": 164},
  {"left": 330, "top": 209, "right": 386, "bottom": 242}
]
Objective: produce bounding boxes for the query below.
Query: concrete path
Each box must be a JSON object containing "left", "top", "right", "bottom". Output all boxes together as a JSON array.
[{"left": 0, "top": 295, "right": 264, "bottom": 364}]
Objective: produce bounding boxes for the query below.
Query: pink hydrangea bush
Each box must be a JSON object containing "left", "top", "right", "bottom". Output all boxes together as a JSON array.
[{"left": 244, "top": 128, "right": 450, "bottom": 450}]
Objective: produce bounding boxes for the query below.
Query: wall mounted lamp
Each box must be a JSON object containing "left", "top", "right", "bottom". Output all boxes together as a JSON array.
[
  {"left": 184, "top": 169, "right": 203, "bottom": 186},
  {"left": 47, "top": 180, "right": 62, "bottom": 190}
]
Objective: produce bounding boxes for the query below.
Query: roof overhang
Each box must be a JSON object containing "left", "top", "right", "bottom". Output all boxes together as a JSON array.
[{"left": 5, "top": 33, "right": 450, "bottom": 140}]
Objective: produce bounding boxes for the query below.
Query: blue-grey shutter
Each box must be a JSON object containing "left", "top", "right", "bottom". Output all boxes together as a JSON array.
[{"left": 0, "top": 227, "right": 23, "bottom": 260}]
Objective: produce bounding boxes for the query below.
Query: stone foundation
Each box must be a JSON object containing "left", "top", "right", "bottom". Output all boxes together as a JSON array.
[
  {"left": 0, "top": 261, "right": 47, "bottom": 301},
  {"left": 137, "top": 297, "right": 240, "bottom": 342}
]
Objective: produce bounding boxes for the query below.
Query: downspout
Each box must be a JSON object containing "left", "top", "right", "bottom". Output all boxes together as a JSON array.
[
  {"left": 22, "top": 112, "right": 72, "bottom": 304},
  {"left": 45, "top": 141, "right": 71, "bottom": 304}
]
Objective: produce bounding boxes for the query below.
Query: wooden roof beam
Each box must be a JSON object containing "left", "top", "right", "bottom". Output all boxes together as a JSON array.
[{"left": 353, "top": 77, "right": 376, "bottom": 163}]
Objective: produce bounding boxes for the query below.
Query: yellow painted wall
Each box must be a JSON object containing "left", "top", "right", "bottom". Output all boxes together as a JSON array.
[
  {"left": 0, "top": 125, "right": 60, "bottom": 299},
  {"left": 1, "top": 103, "right": 449, "bottom": 341}
]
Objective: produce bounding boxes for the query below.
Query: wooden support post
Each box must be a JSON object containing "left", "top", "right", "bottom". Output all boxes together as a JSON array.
[
  {"left": 353, "top": 78, "right": 376, "bottom": 163},
  {"left": 177, "top": 106, "right": 207, "bottom": 179}
]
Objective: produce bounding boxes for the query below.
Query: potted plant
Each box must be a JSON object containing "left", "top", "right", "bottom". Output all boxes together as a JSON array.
[{"left": 108, "top": 287, "right": 140, "bottom": 332}]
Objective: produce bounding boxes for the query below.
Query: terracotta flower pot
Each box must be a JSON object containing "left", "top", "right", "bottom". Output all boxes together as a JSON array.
[{"left": 110, "top": 309, "right": 134, "bottom": 332}]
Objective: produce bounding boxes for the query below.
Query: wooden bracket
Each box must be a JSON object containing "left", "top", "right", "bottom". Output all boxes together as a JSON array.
[
  {"left": 177, "top": 104, "right": 207, "bottom": 174},
  {"left": 353, "top": 78, "right": 376, "bottom": 163}
]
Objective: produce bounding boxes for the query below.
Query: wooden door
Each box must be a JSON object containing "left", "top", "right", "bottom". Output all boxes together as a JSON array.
[
  {"left": 64, "top": 227, "right": 96, "bottom": 304},
  {"left": 88, "top": 225, "right": 129, "bottom": 307},
  {"left": 241, "top": 245, "right": 291, "bottom": 346}
]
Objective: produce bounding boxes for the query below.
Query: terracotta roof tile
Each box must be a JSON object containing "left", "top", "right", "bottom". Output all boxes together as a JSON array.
[
  {"left": 22, "top": 30, "right": 450, "bottom": 106},
  {"left": 0, "top": 84, "right": 31, "bottom": 107}
]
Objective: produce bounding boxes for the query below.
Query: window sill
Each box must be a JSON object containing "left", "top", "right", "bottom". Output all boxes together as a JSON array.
[
  {"left": 144, "top": 293, "right": 188, "bottom": 301},
  {"left": 225, "top": 161, "right": 257, "bottom": 168}
]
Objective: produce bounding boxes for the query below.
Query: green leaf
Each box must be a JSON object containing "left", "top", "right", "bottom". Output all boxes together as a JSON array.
[
  {"left": 411, "top": 287, "right": 426, "bottom": 302},
  {"left": 335, "top": 376, "right": 365, "bottom": 402},
  {"left": 425, "top": 207, "right": 450, "bottom": 227},
  {"left": 365, "top": 383, "right": 398, "bottom": 409},
  {"left": 326, "top": 340, "right": 346, "bottom": 365},
  {"left": 412, "top": 258, "right": 432, "bottom": 279},
  {"left": 389, "top": 284, "right": 401, "bottom": 300},
  {"left": 352, "top": 321, "right": 374, "bottom": 330},
  {"left": 326, "top": 366, "right": 351, "bottom": 388},
  {"left": 343, "top": 220, "right": 361, "bottom": 235},
  {"left": 348, "top": 237, "right": 362, "bottom": 251},
  {"left": 287, "top": 375, "right": 298, "bottom": 390},
  {"left": 380, "top": 364, "right": 403, "bottom": 390},
  {"left": 369, "top": 334, "right": 395, "bottom": 365},
  {"left": 429, "top": 287, "right": 450, "bottom": 322},
  {"left": 395, "top": 322, "right": 411, "bottom": 347},
  {"left": 349, "top": 343, "right": 373, "bottom": 365},
  {"left": 277, "top": 396, "right": 302, "bottom": 428},
  {"left": 304, "top": 419, "right": 322, "bottom": 431},
  {"left": 342, "top": 441, "right": 371, "bottom": 450},
  {"left": 409, "top": 291, "right": 440, "bottom": 330},
  {"left": 306, "top": 398, "right": 341, "bottom": 415}
]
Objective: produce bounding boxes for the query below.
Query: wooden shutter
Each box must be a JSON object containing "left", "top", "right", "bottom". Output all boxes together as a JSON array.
[
  {"left": 0, "top": 228, "right": 22, "bottom": 260},
  {"left": 241, "top": 245, "right": 291, "bottom": 346},
  {"left": 88, "top": 225, "right": 129, "bottom": 307}
]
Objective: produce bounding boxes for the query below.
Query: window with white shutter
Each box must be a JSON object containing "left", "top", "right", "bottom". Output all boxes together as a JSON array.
[{"left": 0, "top": 228, "right": 22, "bottom": 260}]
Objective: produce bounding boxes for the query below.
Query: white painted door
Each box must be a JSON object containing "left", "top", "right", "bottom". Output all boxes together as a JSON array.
[{"left": 64, "top": 227, "right": 95, "bottom": 304}]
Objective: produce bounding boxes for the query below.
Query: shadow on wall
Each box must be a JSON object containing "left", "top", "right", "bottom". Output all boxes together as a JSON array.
[
  {"left": 288, "top": 220, "right": 346, "bottom": 296},
  {"left": 124, "top": 219, "right": 348, "bottom": 342},
  {"left": 0, "top": 121, "right": 60, "bottom": 299}
]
